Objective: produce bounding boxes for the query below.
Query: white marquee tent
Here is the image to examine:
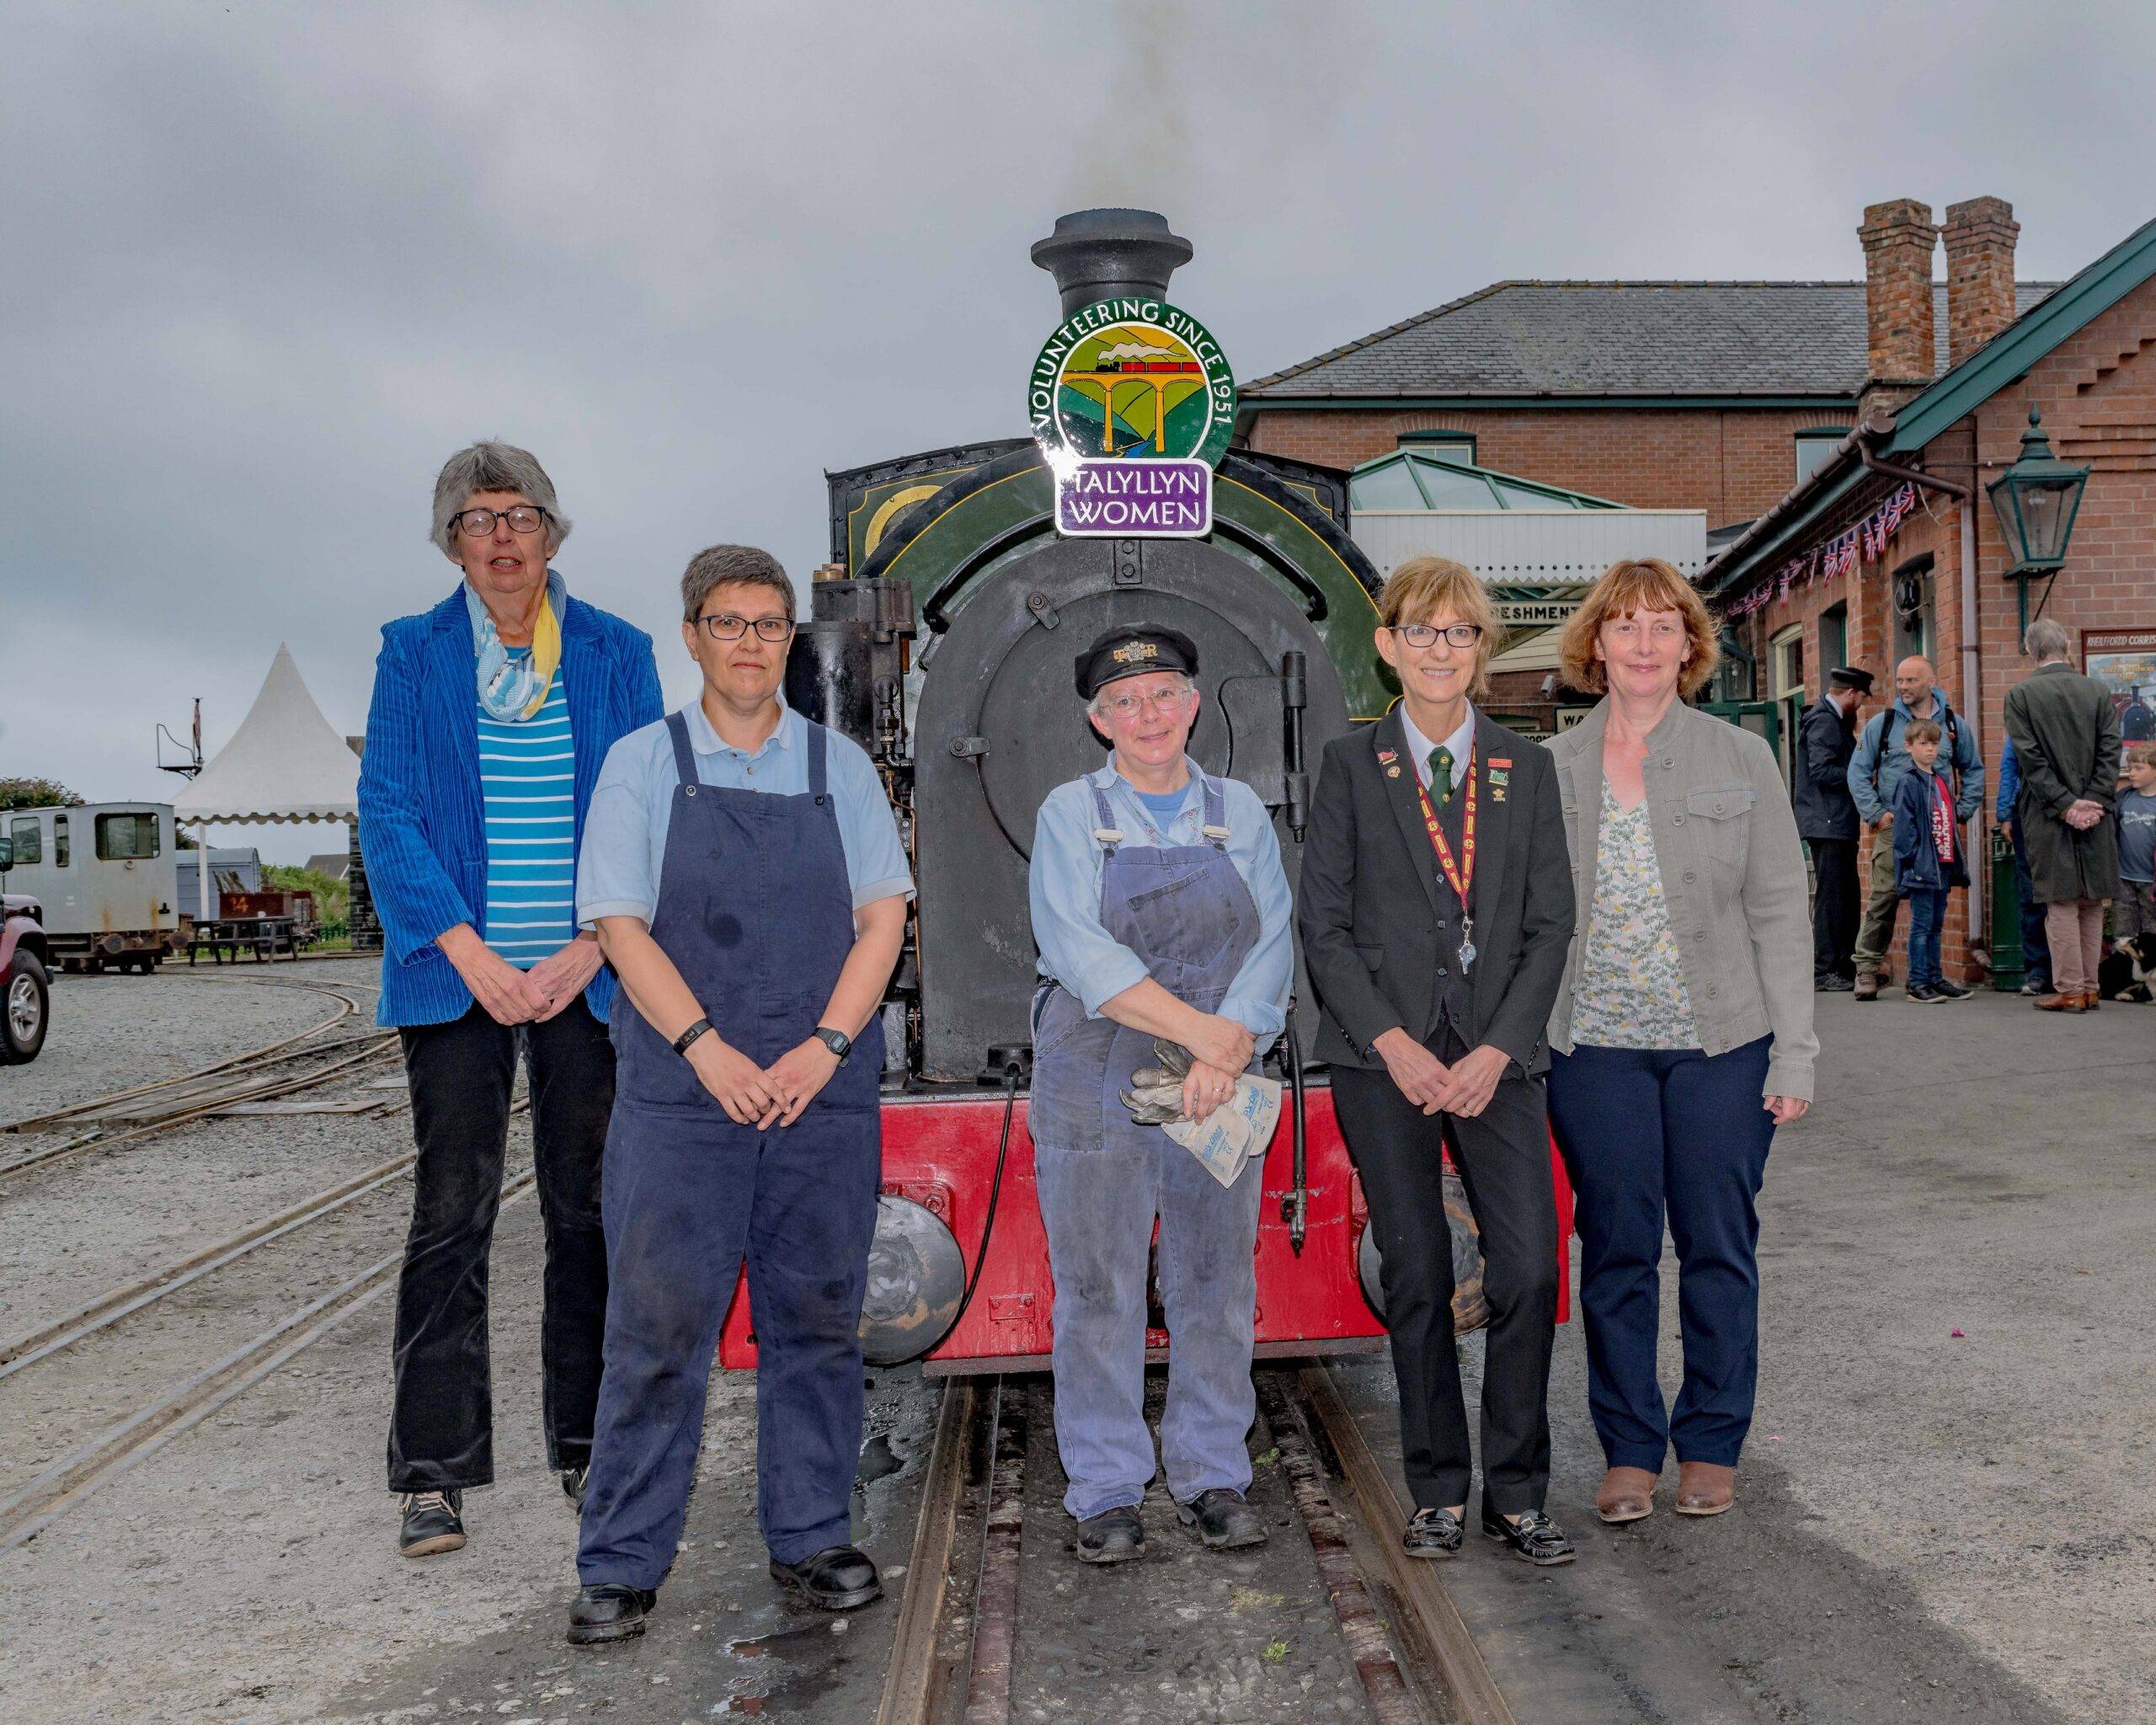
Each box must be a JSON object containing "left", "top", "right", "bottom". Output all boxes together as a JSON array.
[{"left": 173, "top": 644, "right": 360, "bottom": 918}]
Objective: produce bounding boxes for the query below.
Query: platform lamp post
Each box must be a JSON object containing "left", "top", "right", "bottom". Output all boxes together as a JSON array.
[{"left": 1987, "top": 405, "right": 2090, "bottom": 640}]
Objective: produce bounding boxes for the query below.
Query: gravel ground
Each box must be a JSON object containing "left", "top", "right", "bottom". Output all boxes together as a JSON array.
[{"left": 0, "top": 973, "right": 2146, "bottom": 1723}]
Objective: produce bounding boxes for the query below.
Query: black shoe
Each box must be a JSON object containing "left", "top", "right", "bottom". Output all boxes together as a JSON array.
[
  {"left": 561, "top": 1466, "right": 588, "bottom": 1510},
  {"left": 1933, "top": 979, "right": 1972, "bottom": 1001},
  {"left": 1177, "top": 1487, "right": 1266, "bottom": 1551},
  {"left": 1481, "top": 1507, "right": 1577, "bottom": 1567},
  {"left": 1075, "top": 1504, "right": 1145, "bottom": 1565},
  {"left": 398, "top": 1489, "right": 466, "bottom": 1558},
  {"left": 769, "top": 1545, "right": 883, "bottom": 1610},
  {"left": 1402, "top": 1506, "right": 1464, "bottom": 1557},
  {"left": 1908, "top": 984, "right": 1945, "bottom": 1003},
  {"left": 567, "top": 1583, "right": 655, "bottom": 1646},
  {"left": 1815, "top": 974, "right": 1854, "bottom": 992}
]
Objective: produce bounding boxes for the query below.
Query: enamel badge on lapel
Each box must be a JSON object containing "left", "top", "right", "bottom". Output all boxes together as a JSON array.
[
  {"left": 1378, "top": 746, "right": 1401, "bottom": 779},
  {"left": 1487, "top": 756, "right": 1511, "bottom": 801}
]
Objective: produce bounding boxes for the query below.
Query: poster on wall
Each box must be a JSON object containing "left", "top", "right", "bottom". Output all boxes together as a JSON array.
[{"left": 2082, "top": 628, "right": 2156, "bottom": 744}]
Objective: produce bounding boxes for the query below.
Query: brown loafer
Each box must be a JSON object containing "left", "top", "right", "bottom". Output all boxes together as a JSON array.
[
  {"left": 2081, "top": 991, "right": 2102, "bottom": 1011},
  {"left": 2033, "top": 992, "right": 2085, "bottom": 1012},
  {"left": 1674, "top": 1462, "right": 1735, "bottom": 1516},
  {"left": 1596, "top": 1466, "right": 1657, "bottom": 1524}
]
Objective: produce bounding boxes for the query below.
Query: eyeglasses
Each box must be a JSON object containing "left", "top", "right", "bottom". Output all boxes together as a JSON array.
[
  {"left": 1392, "top": 622, "right": 1483, "bottom": 649},
  {"left": 452, "top": 505, "right": 550, "bottom": 538},
  {"left": 696, "top": 613, "right": 796, "bottom": 643},
  {"left": 1098, "top": 685, "right": 1194, "bottom": 719}
]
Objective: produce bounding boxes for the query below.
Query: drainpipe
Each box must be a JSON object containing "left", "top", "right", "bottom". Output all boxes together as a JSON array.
[{"left": 1853, "top": 435, "right": 1987, "bottom": 966}]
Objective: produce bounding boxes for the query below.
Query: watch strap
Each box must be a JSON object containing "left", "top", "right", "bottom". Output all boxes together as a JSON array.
[
  {"left": 813, "top": 1025, "right": 852, "bottom": 1062},
  {"left": 671, "top": 1017, "right": 713, "bottom": 1057}
]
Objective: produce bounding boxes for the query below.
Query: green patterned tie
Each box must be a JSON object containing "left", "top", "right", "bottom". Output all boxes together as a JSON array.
[{"left": 1427, "top": 745, "right": 1454, "bottom": 806}]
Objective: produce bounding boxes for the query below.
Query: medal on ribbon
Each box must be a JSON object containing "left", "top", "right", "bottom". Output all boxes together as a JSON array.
[{"left": 1415, "top": 747, "right": 1477, "bottom": 971}]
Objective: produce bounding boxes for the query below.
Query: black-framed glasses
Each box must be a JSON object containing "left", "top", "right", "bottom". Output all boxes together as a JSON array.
[
  {"left": 1393, "top": 622, "right": 1483, "bottom": 649},
  {"left": 452, "top": 505, "right": 550, "bottom": 538},
  {"left": 696, "top": 612, "right": 795, "bottom": 643}
]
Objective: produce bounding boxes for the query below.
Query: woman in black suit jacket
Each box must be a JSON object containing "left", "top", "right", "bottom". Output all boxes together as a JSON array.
[{"left": 1298, "top": 556, "right": 1577, "bottom": 1567}]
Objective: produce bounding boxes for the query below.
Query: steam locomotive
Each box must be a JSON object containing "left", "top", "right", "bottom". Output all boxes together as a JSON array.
[{"left": 719, "top": 211, "right": 1570, "bottom": 1376}]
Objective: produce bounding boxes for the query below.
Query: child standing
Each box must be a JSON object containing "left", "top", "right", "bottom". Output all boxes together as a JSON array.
[
  {"left": 1892, "top": 718, "right": 1972, "bottom": 1003},
  {"left": 2115, "top": 741, "right": 2156, "bottom": 948}
]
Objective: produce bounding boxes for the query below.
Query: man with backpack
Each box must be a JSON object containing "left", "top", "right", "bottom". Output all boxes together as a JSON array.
[{"left": 1846, "top": 656, "right": 1985, "bottom": 1001}]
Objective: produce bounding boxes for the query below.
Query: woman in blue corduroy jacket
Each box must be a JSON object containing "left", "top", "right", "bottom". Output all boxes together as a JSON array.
[{"left": 357, "top": 440, "right": 661, "bottom": 1560}]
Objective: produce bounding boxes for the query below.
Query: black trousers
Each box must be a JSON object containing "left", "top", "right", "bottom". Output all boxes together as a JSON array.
[
  {"left": 387, "top": 999, "right": 615, "bottom": 1493},
  {"left": 1808, "top": 836, "right": 1860, "bottom": 981},
  {"left": 1331, "top": 1032, "right": 1559, "bottom": 1516}
]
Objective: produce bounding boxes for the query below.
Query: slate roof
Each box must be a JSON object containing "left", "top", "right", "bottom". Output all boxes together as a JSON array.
[{"left": 1244, "top": 281, "right": 2059, "bottom": 400}]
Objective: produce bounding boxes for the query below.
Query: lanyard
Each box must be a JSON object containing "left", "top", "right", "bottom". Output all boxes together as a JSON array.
[{"left": 1413, "top": 745, "right": 1477, "bottom": 907}]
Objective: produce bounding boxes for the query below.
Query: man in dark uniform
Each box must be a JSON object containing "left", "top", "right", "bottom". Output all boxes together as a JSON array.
[{"left": 1795, "top": 666, "right": 1874, "bottom": 991}]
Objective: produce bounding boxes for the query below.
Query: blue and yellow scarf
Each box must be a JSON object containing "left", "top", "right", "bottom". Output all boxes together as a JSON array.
[{"left": 467, "top": 569, "right": 566, "bottom": 722}]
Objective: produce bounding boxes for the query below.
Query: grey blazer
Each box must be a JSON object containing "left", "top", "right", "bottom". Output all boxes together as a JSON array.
[{"left": 1545, "top": 699, "right": 1817, "bottom": 1102}]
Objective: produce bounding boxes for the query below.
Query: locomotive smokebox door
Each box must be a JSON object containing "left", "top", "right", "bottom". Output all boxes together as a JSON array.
[{"left": 912, "top": 532, "right": 1353, "bottom": 1081}]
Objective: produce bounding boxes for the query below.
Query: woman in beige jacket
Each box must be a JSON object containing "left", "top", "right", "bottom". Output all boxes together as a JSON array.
[{"left": 1543, "top": 559, "right": 1815, "bottom": 1526}]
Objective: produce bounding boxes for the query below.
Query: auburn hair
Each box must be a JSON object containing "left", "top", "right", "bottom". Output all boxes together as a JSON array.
[{"left": 1556, "top": 558, "right": 1721, "bottom": 699}]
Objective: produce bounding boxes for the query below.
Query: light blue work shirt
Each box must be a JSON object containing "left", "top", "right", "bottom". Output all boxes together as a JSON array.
[
  {"left": 578, "top": 697, "right": 914, "bottom": 927},
  {"left": 1028, "top": 758, "right": 1294, "bottom": 1051}
]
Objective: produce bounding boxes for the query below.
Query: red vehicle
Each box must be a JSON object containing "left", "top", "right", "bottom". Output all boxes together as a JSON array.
[
  {"left": 719, "top": 211, "right": 1570, "bottom": 1377},
  {"left": 0, "top": 834, "right": 53, "bottom": 1065}
]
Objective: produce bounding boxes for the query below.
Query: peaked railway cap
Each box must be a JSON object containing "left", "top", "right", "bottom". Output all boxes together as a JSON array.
[{"left": 1074, "top": 625, "right": 1200, "bottom": 700}]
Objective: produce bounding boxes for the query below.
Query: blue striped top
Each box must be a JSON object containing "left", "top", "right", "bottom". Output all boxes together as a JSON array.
[{"left": 478, "top": 665, "right": 577, "bottom": 966}]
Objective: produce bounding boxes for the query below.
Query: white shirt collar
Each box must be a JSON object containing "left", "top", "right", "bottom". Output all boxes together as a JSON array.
[
  {"left": 1397, "top": 702, "right": 1476, "bottom": 791},
  {"left": 683, "top": 693, "right": 794, "bottom": 760}
]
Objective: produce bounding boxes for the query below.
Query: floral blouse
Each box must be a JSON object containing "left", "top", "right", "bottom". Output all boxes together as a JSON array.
[{"left": 1569, "top": 782, "right": 1700, "bottom": 1050}]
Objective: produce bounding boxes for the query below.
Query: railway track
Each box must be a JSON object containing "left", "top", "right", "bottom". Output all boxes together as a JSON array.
[
  {"left": 0, "top": 976, "right": 400, "bottom": 1187},
  {"left": 873, "top": 1362, "right": 1516, "bottom": 1725}
]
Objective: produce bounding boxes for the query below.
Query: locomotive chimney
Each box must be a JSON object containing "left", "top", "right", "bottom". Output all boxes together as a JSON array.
[{"left": 1031, "top": 208, "right": 1193, "bottom": 317}]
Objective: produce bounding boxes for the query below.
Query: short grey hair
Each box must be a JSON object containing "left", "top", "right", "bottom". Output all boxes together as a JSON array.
[
  {"left": 2024, "top": 617, "right": 2071, "bottom": 661},
  {"left": 1086, "top": 669, "right": 1195, "bottom": 718},
  {"left": 681, "top": 544, "right": 793, "bottom": 624},
  {"left": 431, "top": 441, "right": 571, "bottom": 556}
]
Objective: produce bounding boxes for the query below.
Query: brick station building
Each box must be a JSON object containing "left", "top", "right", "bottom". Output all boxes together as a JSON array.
[{"left": 1704, "top": 201, "right": 2156, "bottom": 982}]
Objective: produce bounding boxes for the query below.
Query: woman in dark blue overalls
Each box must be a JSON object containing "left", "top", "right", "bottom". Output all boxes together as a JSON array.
[
  {"left": 1027, "top": 625, "right": 1294, "bottom": 1564},
  {"left": 563, "top": 549, "right": 910, "bottom": 1645}
]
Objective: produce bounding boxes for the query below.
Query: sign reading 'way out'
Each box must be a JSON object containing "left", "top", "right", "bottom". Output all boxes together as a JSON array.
[{"left": 1029, "top": 296, "right": 1236, "bottom": 539}]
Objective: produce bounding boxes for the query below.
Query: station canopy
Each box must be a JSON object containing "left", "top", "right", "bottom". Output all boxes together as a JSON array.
[
  {"left": 1347, "top": 449, "right": 1620, "bottom": 514},
  {"left": 173, "top": 643, "right": 360, "bottom": 826}
]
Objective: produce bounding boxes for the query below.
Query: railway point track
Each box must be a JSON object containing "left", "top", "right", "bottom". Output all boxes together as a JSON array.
[
  {"left": 873, "top": 1362, "right": 1516, "bottom": 1725},
  {"left": 0, "top": 976, "right": 400, "bottom": 1187}
]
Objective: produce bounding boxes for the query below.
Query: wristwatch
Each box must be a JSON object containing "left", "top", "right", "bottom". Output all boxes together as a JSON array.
[
  {"left": 812, "top": 1025, "right": 853, "bottom": 1063},
  {"left": 672, "top": 1017, "right": 713, "bottom": 1057}
]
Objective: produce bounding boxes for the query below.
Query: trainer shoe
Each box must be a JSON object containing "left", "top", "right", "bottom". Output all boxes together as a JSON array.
[
  {"left": 1815, "top": 974, "right": 1854, "bottom": 992},
  {"left": 1908, "top": 984, "right": 1945, "bottom": 1003},
  {"left": 1177, "top": 1487, "right": 1266, "bottom": 1551},
  {"left": 398, "top": 1489, "right": 466, "bottom": 1558},
  {"left": 1933, "top": 979, "right": 1973, "bottom": 1001}
]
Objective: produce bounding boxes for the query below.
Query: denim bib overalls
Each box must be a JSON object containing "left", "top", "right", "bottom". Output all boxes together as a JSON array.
[
  {"left": 1028, "top": 772, "right": 1269, "bottom": 1519},
  {"left": 576, "top": 713, "right": 883, "bottom": 1588}
]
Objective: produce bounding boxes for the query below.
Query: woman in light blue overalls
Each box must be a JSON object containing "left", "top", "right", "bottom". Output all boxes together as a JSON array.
[{"left": 1027, "top": 625, "right": 1294, "bottom": 1564}]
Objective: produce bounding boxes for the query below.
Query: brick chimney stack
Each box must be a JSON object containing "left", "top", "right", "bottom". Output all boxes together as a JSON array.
[
  {"left": 1858, "top": 198, "right": 1938, "bottom": 419},
  {"left": 1943, "top": 196, "right": 2020, "bottom": 366}
]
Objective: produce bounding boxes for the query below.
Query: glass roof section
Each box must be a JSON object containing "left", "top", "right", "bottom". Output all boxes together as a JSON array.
[{"left": 1348, "top": 449, "right": 1623, "bottom": 512}]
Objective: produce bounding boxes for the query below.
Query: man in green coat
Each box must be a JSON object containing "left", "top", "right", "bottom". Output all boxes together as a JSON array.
[{"left": 2004, "top": 618, "right": 2121, "bottom": 1012}]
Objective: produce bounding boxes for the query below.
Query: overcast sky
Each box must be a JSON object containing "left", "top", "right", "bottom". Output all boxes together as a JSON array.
[{"left": 5, "top": 0, "right": 2152, "bottom": 863}]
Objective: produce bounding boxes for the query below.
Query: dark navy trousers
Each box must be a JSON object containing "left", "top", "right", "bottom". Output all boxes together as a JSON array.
[{"left": 1547, "top": 1038, "right": 1775, "bottom": 1471}]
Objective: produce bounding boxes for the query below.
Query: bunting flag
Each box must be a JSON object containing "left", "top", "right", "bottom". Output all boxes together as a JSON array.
[{"left": 1724, "top": 482, "right": 1919, "bottom": 619}]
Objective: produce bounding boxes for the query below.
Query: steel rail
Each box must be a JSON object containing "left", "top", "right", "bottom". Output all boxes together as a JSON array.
[
  {"left": 1294, "top": 1364, "right": 1519, "bottom": 1725},
  {"left": 0, "top": 1040, "right": 400, "bottom": 1187},
  {"left": 873, "top": 1378, "right": 983, "bottom": 1725},
  {"left": 961, "top": 1378, "right": 1028, "bottom": 1725},
  {"left": 1, "top": 978, "right": 371, "bottom": 1137},
  {"left": 0, "top": 1172, "right": 536, "bottom": 1552}
]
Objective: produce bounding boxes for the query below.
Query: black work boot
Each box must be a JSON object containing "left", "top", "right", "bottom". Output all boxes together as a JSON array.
[
  {"left": 1177, "top": 1487, "right": 1266, "bottom": 1551},
  {"left": 1075, "top": 1504, "right": 1145, "bottom": 1564},
  {"left": 397, "top": 1489, "right": 466, "bottom": 1558},
  {"left": 568, "top": 1583, "right": 656, "bottom": 1646},
  {"left": 769, "top": 1546, "right": 883, "bottom": 1610}
]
